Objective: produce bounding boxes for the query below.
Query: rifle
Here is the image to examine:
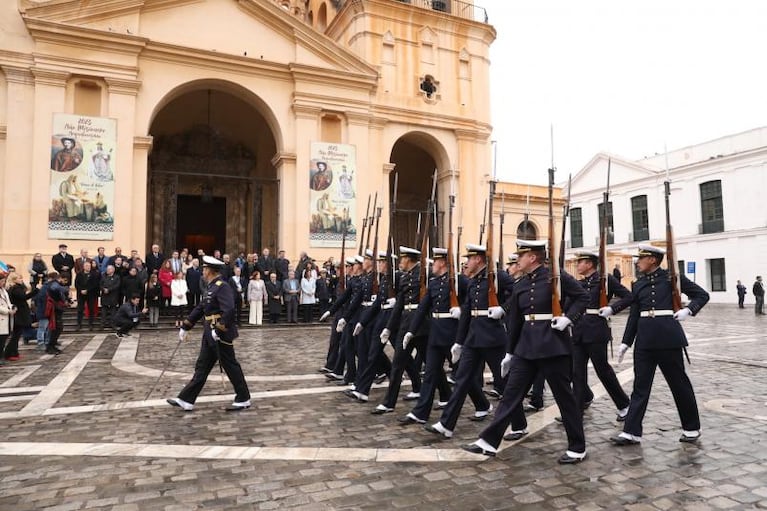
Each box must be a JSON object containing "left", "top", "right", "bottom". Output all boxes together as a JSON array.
[
  {"left": 420, "top": 169, "right": 438, "bottom": 300},
  {"left": 486, "top": 180, "right": 499, "bottom": 307},
  {"left": 448, "top": 189, "right": 459, "bottom": 308},
  {"left": 498, "top": 190, "right": 505, "bottom": 275},
  {"left": 548, "top": 166, "right": 563, "bottom": 316},
  {"left": 358, "top": 194, "right": 371, "bottom": 256},
  {"left": 665, "top": 181, "right": 682, "bottom": 312},
  {"left": 365, "top": 192, "right": 378, "bottom": 253},
  {"left": 386, "top": 172, "right": 399, "bottom": 298},
  {"left": 559, "top": 174, "right": 572, "bottom": 269},
  {"left": 338, "top": 224, "right": 347, "bottom": 292},
  {"left": 478, "top": 198, "right": 487, "bottom": 244},
  {"left": 599, "top": 161, "right": 611, "bottom": 308},
  {"left": 371, "top": 204, "right": 382, "bottom": 295},
  {"left": 456, "top": 225, "right": 463, "bottom": 276}
]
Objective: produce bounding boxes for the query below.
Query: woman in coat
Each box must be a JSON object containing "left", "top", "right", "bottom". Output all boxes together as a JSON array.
[
  {"left": 247, "top": 270, "right": 267, "bottom": 326},
  {"left": 157, "top": 259, "right": 174, "bottom": 312},
  {"left": 4, "top": 272, "right": 39, "bottom": 361},
  {"left": 145, "top": 273, "right": 162, "bottom": 327},
  {"left": 299, "top": 268, "right": 316, "bottom": 323},
  {"left": 0, "top": 274, "right": 12, "bottom": 365},
  {"left": 170, "top": 271, "right": 188, "bottom": 327},
  {"left": 265, "top": 272, "right": 283, "bottom": 324}
]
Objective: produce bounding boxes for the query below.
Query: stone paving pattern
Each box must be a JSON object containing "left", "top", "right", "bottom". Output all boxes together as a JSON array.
[{"left": 0, "top": 304, "right": 766, "bottom": 510}]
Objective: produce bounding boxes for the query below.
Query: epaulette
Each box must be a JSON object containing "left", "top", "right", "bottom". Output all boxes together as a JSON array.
[{"left": 216, "top": 281, "right": 223, "bottom": 286}]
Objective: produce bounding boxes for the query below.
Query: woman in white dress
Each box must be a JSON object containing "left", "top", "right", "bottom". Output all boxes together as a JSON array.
[
  {"left": 247, "top": 270, "right": 267, "bottom": 325},
  {"left": 299, "top": 268, "right": 316, "bottom": 323},
  {"left": 170, "top": 271, "right": 188, "bottom": 327},
  {"left": 0, "top": 274, "right": 12, "bottom": 366}
]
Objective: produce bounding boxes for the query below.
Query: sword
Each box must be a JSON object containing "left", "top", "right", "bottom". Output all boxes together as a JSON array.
[
  {"left": 144, "top": 335, "right": 185, "bottom": 401},
  {"left": 212, "top": 334, "right": 227, "bottom": 391}
]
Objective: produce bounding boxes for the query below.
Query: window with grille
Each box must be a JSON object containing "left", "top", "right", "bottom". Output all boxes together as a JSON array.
[
  {"left": 708, "top": 258, "right": 726, "bottom": 292},
  {"left": 570, "top": 207, "right": 583, "bottom": 248},
  {"left": 700, "top": 180, "right": 724, "bottom": 233},
  {"left": 597, "top": 202, "right": 614, "bottom": 244},
  {"left": 631, "top": 195, "right": 649, "bottom": 241}
]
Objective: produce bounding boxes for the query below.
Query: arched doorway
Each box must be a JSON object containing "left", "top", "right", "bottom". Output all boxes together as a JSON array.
[
  {"left": 389, "top": 134, "right": 446, "bottom": 249},
  {"left": 517, "top": 218, "right": 538, "bottom": 240},
  {"left": 147, "top": 84, "right": 279, "bottom": 257}
]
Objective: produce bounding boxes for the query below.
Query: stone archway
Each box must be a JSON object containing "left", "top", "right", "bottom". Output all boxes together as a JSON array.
[{"left": 147, "top": 85, "right": 279, "bottom": 257}]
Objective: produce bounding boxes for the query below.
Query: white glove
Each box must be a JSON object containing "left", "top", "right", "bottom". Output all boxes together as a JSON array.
[
  {"left": 319, "top": 311, "right": 330, "bottom": 322},
  {"left": 598, "top": 306, "right": 614, "bottom": 318},
  {"left": 403, "top": 332, "right": 414, "bottom": 350},
  {"left": 336, "top": 318, "right": 347, "bottom": 333},
  {"left": 673, "top": 307, "right": 692, "bottom": 322},
  {"left": 386, "top": 297, "right": 397, "bottom": 307},
  {"left": 488, "top": 306, "right": 505, "bottom": 320},
  {"left": 500, "top": 353, "right": 513, "bottom": 378},
  {"left": 211, "top": 329, "right": 220, "bottom": 342},
  {"left": 178, "top": 328, "right": 188, "bottom": 342},
  {"left": 449, "top": 307, "right": 461, "bottom": 320},
  {"left": 380, "top": 328, "right": 391, "bottom": 345},
  {"left": 450, "top": 343, "right": 462, "bottom": 364},
  {"left": 617, "top": 343, "right": 630, "bottom": 363},
  {"left": 550, "top": 315, "right": 572, "bottom": 331},
  {"left": 353, "top": 323, "right": 363, "bottom": 336}
]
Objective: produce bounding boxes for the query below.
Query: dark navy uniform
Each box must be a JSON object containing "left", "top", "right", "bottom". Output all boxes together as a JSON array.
[
  {"left": 569, "top": 272, "right": 633, "bottom": 413},
  {"left": 348, "top": 269, "right": 375, "bottom": 383},
  {"left": 434, "top": 266, "right": 514, "bottom": 432},
  {"left": 620, "top": 269, "right": 709, "bottom": 438},
  {"left": 176, "top": 275, "right": 250, "bottom": 405},
  {"left": 323, "top": 273, "right": 350, "bottom": 372},
  {"left": 327, "top": 272, "right": 361, "bottom": 380},
  {"left": 478, "top": 266, "right": 589, "bottom": 454}
]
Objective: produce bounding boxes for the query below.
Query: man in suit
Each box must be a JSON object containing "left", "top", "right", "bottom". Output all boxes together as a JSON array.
[
  {"left": 74, "top": 248, "right": 92, "bottom": 275},
  {"left": 258, "top": 248, "right": 275, "bottom": 278},
  {"left": 107, "top": 247, "right": 124, "bottom": 268},
  {"left": 282, "top": 270, "right": 300, "bottom": 323},
  {"left": 229, "top": 266, "right": 244, "bottom": 326},
  {"left": 146, "top": 244, "right": 164, "bottom": 275},
  {"left": 753, "top": 276, "right": 765, "bottom": 315},
  {"left": 113, "top": 294, "right": 148, "bottom": 337},
  {"left": 186, "top": 259, "right": 202, "bottom": 308},
  {"left": 74, "top": 261, "right": 100, "bottom": 331},
  {"left": 275, "top": 250, "right": 290, "bottom": 283},
  {"left": 94, "top": 246, "right": 110, "bottom": 274},
  {"left": 611, "top": 244, "right": 710, "bottom": 446},
  {"left": 100, "top": 265, "right": 121, "bottom": 329},
  {"left": 461, "top": 240, "right": 589, "bottom": 464},
  {"left": 51, "top": 244, "right": 75, "bottom": 288},
  {"left": 169, "top": 250, "right": 183, "bottom": 275},
  {"left": 265, "top": 272, "right": 283, "bottom": 324},
  {"left": 736, "top": 280, "right": 747, "bottom": 309}
]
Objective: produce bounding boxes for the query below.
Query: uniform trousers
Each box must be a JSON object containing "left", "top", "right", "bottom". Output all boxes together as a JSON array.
[
  {"left": 480, "top": 355, "right": 585, "bottom": 453},
  {"left": 379, "top": 331, "right": 424, "bottom": 408},
  {"left": 573, "top": 342, "right": 629, "bottom": 411},
  {"left": 354, "top": 320, "right": 372, "bottom": 384},
  {"left": 325, "top": 316, "right": 342, "bottom": 370},
  {"left": 332, "top": 321, "right": 357, "bottom": 383},
  {"left": 438, "top": 345, "right": 502, "bottom": 431},
  {"left": 623, "top": 348, "right": 700, "bottom": 437},
  {"left": 353, "top": 312, "right": 401, "bottom": 396},
  {"left": 178, "top": 336, "right": 250, "bottom": 404},
  {"left": 410, "top": 343, "right": 479, "bottom": 421}
]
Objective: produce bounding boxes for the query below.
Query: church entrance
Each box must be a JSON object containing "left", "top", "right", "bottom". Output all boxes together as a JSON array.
[{"left": 147, "top": 83, "right": 279, "bottom": 257}]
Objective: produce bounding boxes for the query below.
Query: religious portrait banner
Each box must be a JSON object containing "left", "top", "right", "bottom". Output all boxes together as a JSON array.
[
  {"left": 48, "top": 113, "right": 116, "bottom": 240},
  {"left": 309, "top": 142, "right": 357, "bottom": 248}
]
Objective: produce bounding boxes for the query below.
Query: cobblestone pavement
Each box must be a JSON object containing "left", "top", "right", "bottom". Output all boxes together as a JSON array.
[{"left": 0, "top": 304, "right": 766, "bottom": 510}]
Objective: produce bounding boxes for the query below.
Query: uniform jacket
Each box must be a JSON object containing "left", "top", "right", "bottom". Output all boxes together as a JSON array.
[
  {"left": 505, "top": 266, "right": 589, "bottom": 359},
  {"left": 341, "top": 271, "right": 373, "bottom": 324},
  {"left": 456, "top": 267, "right": 514, "bottom": 349},
  {"left": 184, "top": 276, "right": 238, "bottom": 343},
  {"left": 386, "top": 263, "right": 425, "bottom": 335},
  {"left": 358, "top": 272, "right": 391, "bottom": 327},
  {"left": 410, "top": 272, "right": 468, "bottom": 347},
  {"left": 567, "top": 273, "right": 633, "bottom": 344},
  {"left": 328, "top": 275, "right": 357, "bottom": 317},
  {"left": 622, "top": 269, "right": 709, "bottom": 350}
]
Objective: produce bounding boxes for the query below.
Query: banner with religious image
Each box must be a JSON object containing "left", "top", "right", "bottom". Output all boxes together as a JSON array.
[
  {"left": 309, "top": 142, "right": 357, "bottom": 248},
  {"left": 48, "top": 113, "right": 116, "bottom": 240}
]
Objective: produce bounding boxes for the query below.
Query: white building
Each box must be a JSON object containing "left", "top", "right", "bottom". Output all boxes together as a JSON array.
[{"left": 564, "top": 127, "right": 767, "bottom": 304}]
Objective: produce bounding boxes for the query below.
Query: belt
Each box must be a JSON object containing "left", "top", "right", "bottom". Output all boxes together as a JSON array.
[
  {"left": 204, "top": 313, "right": 221, "bottom": 322},
  {"left": 523, "top": 313, "right": 553, "bottom": 321},
  {"left": 362, "top": 301, "right": 374, "bottom": 307},
  {"left": 469, "top": 310, "right": 489, "bottom": 317},
  {"left": 381, "top": 303, "right": 394, "bottom": 310},
  {"left": 404, "top": 304, "right": 419, "bottom": 311},
  {"left": 585, "top": 309, "right": 600, "bottom": 315},
  {"left": 432, "top": 312, "right": 453, "bottom": 319},
  {"left": 640, "top": 309, "right": 674, "bottom": 318}
]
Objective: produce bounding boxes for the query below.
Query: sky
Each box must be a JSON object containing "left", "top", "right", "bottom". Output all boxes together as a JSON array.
[{"left": 485, "top": 0, "right": 767, "bottom": 185}]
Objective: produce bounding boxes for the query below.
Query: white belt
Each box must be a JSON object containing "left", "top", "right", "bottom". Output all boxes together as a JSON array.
[
  {"left": 362, "top": 301, "right": 374, "bottom": 307},
  {"left": 470, "top": 310, "right": 489, "bottom": 317},
  {"left": 585, "top": 309, "right": 600, "bottom": 315},
  {"left": 404, "top": 304, "right": 419, "bottom": 311},
  {"left": 640, "top": 309, "right": 674, "bottom": 318},
  {"left": 381, "top": 303, "right": 394, "bottom": 310},
  {"left": 432, "top": 312, "right": 452, "bottom": 319},
  {"left": 523, "top": 313, "right": 553, "bottom": 321}
]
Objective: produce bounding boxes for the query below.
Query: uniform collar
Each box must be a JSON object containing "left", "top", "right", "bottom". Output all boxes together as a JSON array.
[{"left": 644, "top": 267, "right": 664, "bottom": 279}]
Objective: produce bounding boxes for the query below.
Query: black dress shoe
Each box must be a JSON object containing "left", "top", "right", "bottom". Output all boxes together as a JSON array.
[
  {"left": 397, "top": 415, "right": 425, "bottom": 425},
  {"left": 554, "top": 416, "right": 563, "bottom": 423},
  {"left": 616, "top": 413, "right": 628, "bottom": 422},
  {"left": 318, "top": 367, "right": 332, "bottom": 373},
  {"left": 524, "top": 404, "right": 543, "bottom": 413},
  {"left": 483, "top": 389, "right": 502, "bottom": 399},
  {"left": 610, "top": 435, "right": 640, "bottom": 446},
  {"left": 402, "top": 393, "right": 420, "bottom": 401},
  {"left": 374, "top": 374, "right": 388, "bottom": 385},
  {"left": 342, "top": 389, "right": 356, "bottom": 399},
  {"left": 461, "top": 444, "right": 496, "bottom": 457},
  {"left": 467, "top": 413, "right": 489, "bottom": 422},
  {"left": 371, "top": 406, "right": 393, "bottom": 415},
  {"left": 557, "top": 452, "right": 586, "bottom": 464},
  {"left": 503, "top": 431, "right": 528, "bottom": 441},
  {"left": 336, "top": 380, "right": 352, "bottom": 386},
  {"left": 679, "top": 433, "right": 701, "bottom": 443}
]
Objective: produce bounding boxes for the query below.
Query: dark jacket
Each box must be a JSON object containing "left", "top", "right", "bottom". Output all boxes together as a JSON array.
[
  {"left": 186, "top": 267, "right": 202, "bottom": 295},
  {"left": 100, "top": 273, "right": 121, "bottom": 307},
  {"left": 8, "top": 283, "right": 38, "bottom": 327},
  {"left": 75, "top": 268, "right": 101, "bottom": 298},
  {"left": 456, "top": 267, "right": 515, "bottom": 349},
  {"left": 567, "top": 273, "right": 633, "bottom": 344},
  {"left": 183, "top": 276, "right": 238, "bottom": 343},
  {"left": 753, "top": 281, "right": 765, "bottom": 297},
  {"left": 409, "top": 272, "right": 468, "bottom": 347},
  {"left": 51, "top": 252, "right": 75, "bottom": 284},
  {"left": 265, "top": 279, "right": 283, "bottom": 314},
  {"left": 316, "top": 276, "right": 330, "bottom": 301},
  {"left": 386, "top": 264, "right": 424, "bottom": 336},
  {"left": 114, "top": 302, "right": 142, "bottom": 328},
  {"left": 145, "top": 251, "right": 164, "bottom": 275},
  {"left": 145, "top": 281, "right": 162, "bottom": 306},
  {"left": 282, "top": 278, "right": 300, "bottom": 303},
  {"left": 121, "top": 274, "right": 144, "bottom": 301},
  {"left": 275, "top": 257, "right": 290, "bottom": 282}
]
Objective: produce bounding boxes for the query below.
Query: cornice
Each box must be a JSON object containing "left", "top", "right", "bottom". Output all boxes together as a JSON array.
[
  {"left": 289, "top": 63, "right": 378, "bottom": 92},
  {"left": 0, "top": 50, "right": 35, "bottom": 69},
  {"left": 372, "top": 103, "right": 491, "bottom": 135},
  {"left": 271, "top": 152, "right": 297, "bottom": 168},
  {"left": 292, "top": 104, "right": 322, "bottom": 120},
  {"left": 369, "top": 116, "right": 388, "bottom": 131},
  {"left": 105, "top": 77, "right": 142, "bottom": 95},
  {"left": 31, "top": 67, "right": 70, "bottom": 86},
  {"left": 32, "top": 53, "right": 138, "bottom": 81},
  {"left": 133, "top": 135, "right": 154, "bottom": 151},
  {"left": 1, "top": 65, "right": 35, "bottom": 85},
  {"left": 21, "top": 0, "right": 143, "bottom": 24},
  {"left": 23, "top": 18, "right": 148, "bottom": 57},
  {"left": 382, "top": 163, "right": 396, "bottom": 175},
  {"left": 345, "top": 111, "right": 372, "bottom": 126}
]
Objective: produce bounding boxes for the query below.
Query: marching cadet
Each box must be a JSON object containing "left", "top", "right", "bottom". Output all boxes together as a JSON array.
[
  {"left": 569, "top": 251, "right": 633, "bottom": 420},
  {"left": 398, "top": 247, "right": 484, "bottom": 425},
  {"left": 348, "top": 251, "right": 376, "bottom": 385},
  {"left": 462, "top": 240, "right": 589, "bottom": 464},
  {"left": 610, "top": 244, "right": 709, "bottom": 446},
  {"left": 167, "top": 255, "right": 251, "bottom": 412},
  {"left": 423, "top": 244, "right": 513, "bottom": 439},
  {"left": 319, "top": 258, "right": 354, "bottom": 374},
  {"left": 322, "top": 256, "right": 364, "bottom": 384},
  {"left": 370, "top": 247, "right": 424, "bottom": 414},
  {"left": 345, "top": 251, "right": 396, "bottom": 402}
]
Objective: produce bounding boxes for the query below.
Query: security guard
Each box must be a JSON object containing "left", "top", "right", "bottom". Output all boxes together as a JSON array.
[
  {"left": 611, "top": 244, "right": 709, "bottom": 446},
  {"left": 167, "top": 255, "right": 250, "bottom": 412},
  {"left": 463, "top": 240, "right": 589, "bottom": 464},
  {"left": 569, "top": 251, "right": 633, "bottom": 420},
  {"left": 424, "top": 244, "right": 514, "bottom": 438}
]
